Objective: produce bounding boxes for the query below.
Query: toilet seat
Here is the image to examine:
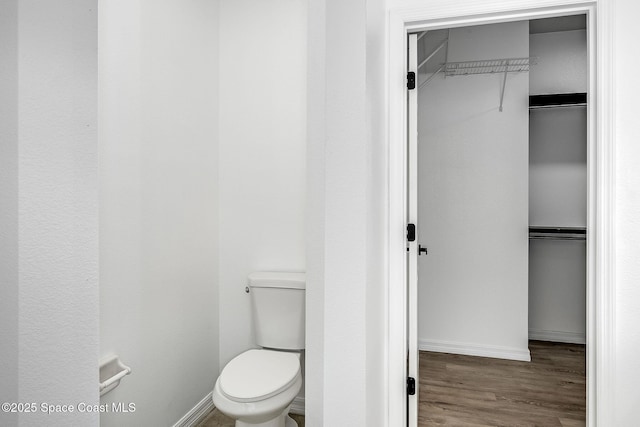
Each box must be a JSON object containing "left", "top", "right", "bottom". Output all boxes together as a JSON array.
[{"left": 219, "top": 349, "right": 300, "bottom": 403}]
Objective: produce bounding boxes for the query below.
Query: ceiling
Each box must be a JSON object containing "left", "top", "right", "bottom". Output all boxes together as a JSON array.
[{"left": 529, "top": 15, "right": 587, "bottom": 34}]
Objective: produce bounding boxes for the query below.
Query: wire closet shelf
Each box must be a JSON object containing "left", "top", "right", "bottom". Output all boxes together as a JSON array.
[
  {"left": 443, "top": 57, "right": 535, "bottom": 77},
  {"left": 415, "top": 30, "right": 536, "bottom": 110}
]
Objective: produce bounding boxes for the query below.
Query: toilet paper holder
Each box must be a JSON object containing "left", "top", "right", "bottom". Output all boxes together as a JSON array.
[{"left": 99, "top": 355, "right": 131, "bottom": 396}]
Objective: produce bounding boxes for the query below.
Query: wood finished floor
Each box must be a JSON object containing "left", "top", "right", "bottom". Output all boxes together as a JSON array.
[
  {"left": 196, "top": 409, "right": 304, "bottom": 427},
  {"left": 420, "top": 341, "right": 586, "bottom": 426}
]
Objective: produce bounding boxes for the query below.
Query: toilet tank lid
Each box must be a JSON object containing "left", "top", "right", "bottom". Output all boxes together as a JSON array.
[{"left": 248, "top": 272, "right": 306, "bottom": 290}]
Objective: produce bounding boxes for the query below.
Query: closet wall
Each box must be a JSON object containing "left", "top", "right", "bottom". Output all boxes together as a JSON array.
[
  {"left": 528, "top": 28, "right": 588, "bottom": 343},
  {"left": 418, "top": 21, "right": 531, "bottom": 361}
]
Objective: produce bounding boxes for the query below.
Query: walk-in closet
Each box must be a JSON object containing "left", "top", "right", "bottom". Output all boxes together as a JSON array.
[{"left": 414, "top": 15, "right": 588, "bottom": 425}]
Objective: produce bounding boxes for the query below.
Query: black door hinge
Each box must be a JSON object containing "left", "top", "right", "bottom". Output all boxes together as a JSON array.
[
  {"left": 407, "top": 71, "right": 416, "bottom": 90},
  {"left": 407, "top": 224, "right": 416, "bottom": 242},
  {"left": 407, "top": 377, "right": 416, "bottom": 395}
]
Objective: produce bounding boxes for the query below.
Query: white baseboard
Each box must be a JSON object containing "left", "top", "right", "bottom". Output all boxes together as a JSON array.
[
  {"left": 529, "top": 329, "right": 586, "bottom": 344},
  {"left": 172, "top": 391, "right": 215, "bottom": 427},
  {"left": 290, "top": 396, "right": 305, "bottom": 415},
  {"left": 173, "top": 392, "right": 304, "bottom": 426},
  {"left": 419, "top": 339, "right": 531, "bottom": 362}
]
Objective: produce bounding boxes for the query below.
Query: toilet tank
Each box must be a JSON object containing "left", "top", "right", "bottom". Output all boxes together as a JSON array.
[{"left": 249, "top": 272, "right": 305, "bottom": 350}]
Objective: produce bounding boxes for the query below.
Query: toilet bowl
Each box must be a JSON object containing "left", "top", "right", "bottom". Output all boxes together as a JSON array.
[
  {"left": 213, "top": 349, "right": 301, "bottom": 427},
  {"left": 212, "top": 272, "right": 305, "bottom": 427}
]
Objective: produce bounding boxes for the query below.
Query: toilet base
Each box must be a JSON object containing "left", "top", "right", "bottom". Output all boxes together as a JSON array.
[{"left": 235, "top": 409, "right": 298, "bottom": 427}]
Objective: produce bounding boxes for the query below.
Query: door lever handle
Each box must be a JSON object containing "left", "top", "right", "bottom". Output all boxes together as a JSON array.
[{"left": 418, "top": 245, "right": 428, "bottom": 256}]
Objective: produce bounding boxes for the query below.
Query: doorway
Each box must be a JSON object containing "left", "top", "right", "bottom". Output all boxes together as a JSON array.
[
  {"left": 387, "top": 2, "right": 613, "bottom": 426},
  {"left": 411, "top": 15, "right": 587, "bottom": 425}
]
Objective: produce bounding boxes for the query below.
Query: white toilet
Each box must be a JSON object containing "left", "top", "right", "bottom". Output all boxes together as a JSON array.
[{"left": 212, "top": 272, "right": 305, "bottom": 427}]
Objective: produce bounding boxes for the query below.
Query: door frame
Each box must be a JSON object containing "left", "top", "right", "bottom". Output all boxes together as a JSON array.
[
  {"left": 405, "top": 32, "right": 420, "bottom": 427},
  {"left": 387, "top": 1, "right": 615, "bottom": 426}
]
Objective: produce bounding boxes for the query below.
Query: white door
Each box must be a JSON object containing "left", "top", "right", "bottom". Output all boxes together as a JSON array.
[{"left": 406, "top": 32, "right": 419, "bottom": 427}]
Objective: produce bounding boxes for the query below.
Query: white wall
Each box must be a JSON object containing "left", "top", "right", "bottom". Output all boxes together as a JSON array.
[
  {"left": 529, "top": 107, "right": 587, "bottom": 226},
  {"left": 614, "top": 0, "right": 640, "bottom": 423},
  {"left": 305, "top": 0, "right": 326, "bottom": 423},
  {"left": 321, "top": 0, "right": 369, "bottom": 423},
  {"left": 9, "top": 1, "right": 99, "bottom": 426},
  {"left": 0, "top": 1, "right": 19, "bottom": 425},
  {"left": 218, "top": 0, "right": 307, "bottom": 387},
  {"left": 307, "top": 0, "right": 386, "bottom": 424},
  {"left": 417, "top": 22, "right": 531, "bottom": 360},
  {"left": 99, "top": 1, "right": 219, "bottom": 425},
  {"left": 530, "top": 30, "right": 587, "bottom": 95},
  {"left": 529, "top": 240, "right": 586, "bottom": 341},
  {"left": 365, "top": 0, "right": 388, "bottom": 424}
]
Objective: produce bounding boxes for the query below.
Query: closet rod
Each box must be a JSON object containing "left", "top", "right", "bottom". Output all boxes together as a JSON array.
[{"left": 529, "top": 226, "right": 587, "bottom": 241}]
